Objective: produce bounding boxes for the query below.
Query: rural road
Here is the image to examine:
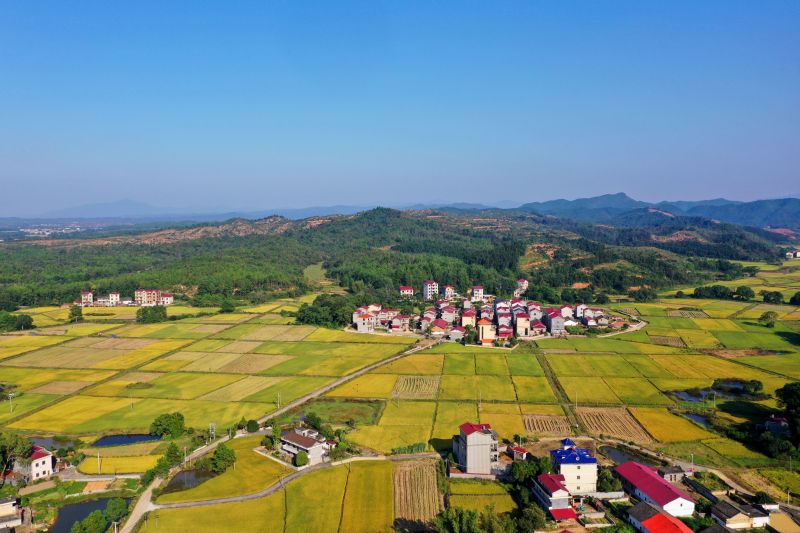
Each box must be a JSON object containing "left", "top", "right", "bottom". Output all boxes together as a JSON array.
[{"left": 121, "top": 338, "right": 437, "bottom": 533}]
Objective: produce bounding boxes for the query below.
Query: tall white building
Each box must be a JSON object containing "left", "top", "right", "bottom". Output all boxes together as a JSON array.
[
  {"left": 422, "top": 280, "right": 439, "bottom": 300},
  {"left": 453, "top": 422, "right": 499, "bottom": 475},
  {"left": 550, "top": 438, "right": 597, "bottom": 494},
  {"left": 472, "top": 285, "right": 484, "bottom": 301}
]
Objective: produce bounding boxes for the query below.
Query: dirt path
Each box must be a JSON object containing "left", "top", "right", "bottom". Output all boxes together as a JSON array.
[{"left": 121, "top": 338, "right": 437, "bottom": 532}]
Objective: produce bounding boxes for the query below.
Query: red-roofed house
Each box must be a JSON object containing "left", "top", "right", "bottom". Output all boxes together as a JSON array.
[
  {"left": 472, "top": 286, "right": 485, "bottom": 301},
  {"left": 441, "top": 306, "right": 457, "bottom": 323},
  {"left": 477, "top": 318, "right": 496, "bottom": 345},
  {"left": 449, "top": 326, "right": 465, "bottom": 341},
  {"left": 422, "top": 280, "right": 439, "bottom": 300},
  {"left": 533, "top": 474, "right": 577, "bottom": 521},
  {"left": 443, "top": 285, "right": 456, "bottom": 300},
  {"left": 497, "top": 324, "right": 514, "bottom": 338},
  {"left": 615, "top": 462, "right": 695, "bottom": 517},
  {"left": 453, "top": 422, "right": 499, "bottom": 475},
  {"left": 355, "top": 313, "right": 377, "bottom": 333},
  {"left": 531, "top": 320, "right": 547, "bottom": 335},
  {"left": 399, "top": 286, "right": 414, "bottom": 297},
  {"left": 13, "top": 445, "right": 54, "bottom": 482},
  {"left": 461, "top": 309, "right": 477, "bottom": 328},
  {"left": 642, "top": 513, "right": 694, "bottom": 533},
  {"left": 431, "top": 318, "right": 449, "bottom": 336}
]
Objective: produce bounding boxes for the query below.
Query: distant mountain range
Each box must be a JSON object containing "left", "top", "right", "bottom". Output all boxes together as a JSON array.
[{"left": 9, "top": 193, "right": 800, "bottom": 232}]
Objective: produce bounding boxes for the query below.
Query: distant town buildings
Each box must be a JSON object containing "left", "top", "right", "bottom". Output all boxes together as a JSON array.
[
  {"left": 786, "top": 250, "right": 800, "bottom": 259},
  {"left": 74, "top": 289, "right": 173, "bottom": 307},
  {"left": 452, "top": 422, "right": 500, "bottom": 475}
]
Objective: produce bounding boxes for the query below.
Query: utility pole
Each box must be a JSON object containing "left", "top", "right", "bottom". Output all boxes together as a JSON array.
[
  {"left": 112, "top": 521, "right": 119, "bottom": 533},
  {"left": 8, "top": 392, "right": 16, "bottom": 413},
  {"left": 184, "top": 446, "right": 187, "bottom": 465},
  {"left": 97, "top": 451, "right": 100, "bottom": 474}
]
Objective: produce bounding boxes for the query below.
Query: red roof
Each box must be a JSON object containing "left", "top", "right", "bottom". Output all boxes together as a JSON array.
[
  {"left": 432, "top": 319, "right": 449, "bottom": 329},
  {"left": 460, "top": 422, "right": 492, "bottom": 435},
  {"left": 462, "top": 309, "right": 476, "bottom": 317},
  {"left": 532, "top": 320, "right": 546, "bottom": 328},
  {"left": 515, "top": 312, "right": 530, "bottom": 318},
  {"left": 442, "top": 306, "right": 456, "bottom": 312},
  {"left": 472, "top": 285, "right": 483, "bottom": 289},
  {"left": 641, "top": 513, "right": 693, "bottom": 533},
  {"left": 423, "top": 280, "right": 436, "bottom": 285},
  {"left": 615, "top": 462, "right": 694, "bottom": 507},
  {"left": 31, "top": 445, "right": 50, "bottom": 460},
  {"left": 538, "top": 473, "right": 569, "bottom": 494},
  {"left": 451, "top": 326, "right": 465, "bottom": 333},
  {"left": 358, "top": 313, "right": 373, "bottom": 319},
  {"left": 477, "top": 318, "right": 492, "bottom": 325},
  {"left": 511, "top": 446, "right": 527, "bottom": 454},
  {"left": 549, "top": 508, "right": 578, "bottom": 521},
  {"left": 399, "top": 286, "right": 413, "bottom": 291}
]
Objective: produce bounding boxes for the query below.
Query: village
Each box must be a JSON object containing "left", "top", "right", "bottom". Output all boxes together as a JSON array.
[
  {"left": 73, "top": 289, "right": 175, "bottom": 308},
  {"left": 352, "top": 279, "right": 632, "bottom": 344}
]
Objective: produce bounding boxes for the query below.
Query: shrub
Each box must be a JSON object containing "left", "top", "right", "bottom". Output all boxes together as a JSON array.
[
  {"left": 294, "top": 451, "right": 309, "bottom": 467},
  {"left": 246, "top": 420, "right": 260, "bottom": 433}
]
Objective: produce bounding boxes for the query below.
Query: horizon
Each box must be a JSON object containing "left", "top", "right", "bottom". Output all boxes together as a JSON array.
[{"left": 2, "top": 1, "right": 799, "bottom": 216}]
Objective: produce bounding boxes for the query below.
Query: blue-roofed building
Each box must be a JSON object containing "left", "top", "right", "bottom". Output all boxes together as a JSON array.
[{"left": 550, "top": 438, "right": 597, "bottom": 494}]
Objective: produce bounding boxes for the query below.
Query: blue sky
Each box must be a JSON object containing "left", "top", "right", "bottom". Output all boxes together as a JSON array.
[{"left": 1, "top": 1, "right": 798, "bottom": 215}]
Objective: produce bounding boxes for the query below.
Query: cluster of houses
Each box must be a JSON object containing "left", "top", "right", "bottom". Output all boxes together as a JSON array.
[
  {"left": 786, "top": 250, "right": 800, "bottom": 260},
  {"left": 353, "top": 280, "right": 621, "bottom": 343},
  {"left": 452, "top": 425, "right": 779, "bottom": 532},
  {"left": 74, "top": 288, "right": 174, "bottom": 307}
]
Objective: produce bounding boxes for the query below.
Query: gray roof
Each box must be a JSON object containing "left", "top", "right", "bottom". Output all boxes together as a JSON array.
[
  {"left": 658, "top": 465, "right": 684, "bottom": 474},
  {"left": 712, "top": 501, "right": 745, "bottom": 520},
  {"left": 0, "top": 496, "right": 16, "bottom": 505},
  {"left": 627, "top": 501, "right": 660, "bottom": 523},
  {"left": 700, "top": 524, "right": 733, "bottom": 533}
]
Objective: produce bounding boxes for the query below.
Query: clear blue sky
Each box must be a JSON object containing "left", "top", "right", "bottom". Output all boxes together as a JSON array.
[{"left": 1, "top": 1, "right": 798, "bottom": 216}]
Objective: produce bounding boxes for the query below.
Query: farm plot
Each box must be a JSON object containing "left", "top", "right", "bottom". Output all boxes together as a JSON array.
[
  {"left": 198, "top": 376, "right": 284, "bottom": 401},
  {"left": 713, "top": 331, "right": 798, "bottom": 351},
  {"left": 475, "top": 355, "right": 509, "bottom": 375},
  {"left": 327, "top": 374, "right": 398, "bottom": 399},
  {"left": 0, "top": 393, "right": 59, "bottom": 424},
  {"left": 253, "top": 341, "right": 403, "bottom": 359},
  {"left": 648, "top": 335, "right": 686, "bottom": 348},
  {"left": 430, "top": 402, "right": 479, "bottom": 450},
  {"left": 0, "top": 367, "right": 115, "bottom": 392},
  {"left": 139, "top": 493, "right": 284, "bottom": 532},
  {"left": 340, "top": 461, "right": 394, "bottom": 533},
  {"left": 393, "top": 376, "right": 440, "bottom": 399},
  {"left": 243, "top": 376, "right": 332, "bottom": 404},
  {"left": 379, "top": 401, "right": 437, "bottom": 426},
  {"left": 348, "top": 423, "right": 432, "bottom": 454},
  {"left": 305, "top": 328, "right": 414, "bottom": 345},
  {"left": 123, "top": 372, "right": 245, "bottom": 400},
  {"left": 479, "top": 403, "right": 526, "bottom": 437},
  {"left": 523, "top": 414, "right": 571, "bottom": 436},
  {"left": 511, "top": 376, "right": 558, "bottom": 403},
  {"left": 28, "top": 380, "right": 93, "bottom": 394},
  {"left": 559, "top": 377, "right": 620, "bottom": 404},
  {"left": 260, "top": 354, "right": 383, "bottom": 377},
  {"left": 737, "top": 353, "right": 800, "bottom": 379},
  {"left": 667, "top": 309, "right": 708, "bottom": 318},
  {"left": 506, "top": 355, "right": 544, "bottom": 376},
  {"left": 676, "top": 329, "right": 721, "bottom": 349},
  {"left": 381, "top": 354, "right": 444, "bottom": 375},
  {"left": 184, "top": 339, "right": 234, "bottom": 352},
  {"left": 285, "top": 466, "right": 348, "bottom": 533},
  {"left": 692, "top": 318, "right": 743, "bottom": 332},
  {"left": 702, "top": 438, "right": 773, "bottom": 467},
  {"left": 577, "top": 407, "right": 652, "bottom": 443},
  {"left": 603, "top": 378, "right": 672, "bottom": 406},
  {"left": 537, "top": 337, "right": 643, "bottom": 353},
  {"left": 546, "top": 354, "right": 640, "bottom": 378},
  {"left": 180, "top": 352, "right": 244, "bottom": 372},
  {"left": 212, "top": 340, "right": 261, "bottom": 353},
  {"left": 0, "top": 334, "right": 69, "bottom": 360},
  {"left": 620, "top": 355, "right": 675, "bottom": 378},
  {"left": 35, "top": 323, "right": 120, "bottom": 336},
  {"left": 443, "top": 354, "right": 475, "bottom": 375},
  {"left": 249, "top": 325, "right": 316, "bottom": 342},
  {"left": 78, "top": 455, "right": 159, "bottom": 474},
  {"left": 630, "top": 407, "right": 716, "bottom": 442},
  {"left": 394, "top": 460, "right": 443, "bottom": 523}
]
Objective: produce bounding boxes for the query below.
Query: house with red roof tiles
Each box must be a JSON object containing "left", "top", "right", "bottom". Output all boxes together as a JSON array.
[
  {"left": 628, "top": 501, "right": 694, "bottom": 533},
  {"left": 399, "top": 285, "right": 414, "bottom": 297},
  {"left": 13, "top": 445, "right": 54, "bottom": 482},
  {"left": 461, "top": 308, "right": 477, "bottom": 328},
  {"left": 615, "top": 462, "right": 695, "bottom": 517},
  {"left": 355, "top": 313, "right": 376, "bottom": 333},
  {"left": 453, "top": 422, "right": 499, "bottom": 475},
  {"left": 533, "top": 473, "right": 577, "bottom": 522},
  {"left": 477, "top": 318, "right": 496, "bottom": 345}
]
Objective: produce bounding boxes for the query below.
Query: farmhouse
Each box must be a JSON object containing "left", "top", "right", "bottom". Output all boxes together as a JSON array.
[
  {"left": 280, "top": 428, "right": 330, "bottom": 466},
  {"left": 452, "top": 422, "right": 500, "bottom": 475},
  {"left": 550, "top": 438, "right": 597, "bottom": 494},
  {"left": 443, "top": 285, "right": 456, "bottom": 299},
  {"left": 422, "top": 280, "right": 439, "bottom": 300},
  {"left": 533, "top": 473, "right": 578, "bottom": 522},
  {"left": 13, "top": 445, "right": 54, "bottom": 482},
  {"left": 430, "top": 318, "right": 449, "bottom": 336},
  {"left": 0, "top": 497, "right": 22, "bottom": 530},
  {"left": 355, "top": 313, "right": 376, "bottom": 333},
  {"left": 449, "top": 326, "right": 465, "bottom": 341},
  {"left": 543, "top": 308, "right": 566, "bottom": 335},
  {"left": 628, "top": 501, "right": 693, "bottom": 533},
  {"left": 615, "top": 461, "right": 695, "bottom": 517},
  {"left": 461, "top": 309, "right": 477, "bottom": 328},
  {"left": 711, "top": 501, "right": 770, "bottom": 530},
  {"left": 80, "top": 291, "right": 93, "bottom": 306},
  {"left": 657, "top": 465, "right": 686, "bottom": 483}
]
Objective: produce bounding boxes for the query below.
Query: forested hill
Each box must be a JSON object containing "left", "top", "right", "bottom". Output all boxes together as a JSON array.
[{"left": 0, "top": 207, "right": 788, "bottom": 310}]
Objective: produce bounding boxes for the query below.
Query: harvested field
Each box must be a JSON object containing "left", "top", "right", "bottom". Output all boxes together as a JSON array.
[
  {"left": 667, "top": 309, "right": 708, "bottom": 318},
  {"left": 577, "top": 407, "right": 653, "bottom": 443},
  {"left": 393, "top": 375, "right": 440, "bottom": 399},
  {"left": 216, "top": 340, "right": 261, "bottom": 353},
  {"left": 28, "top": 380, "right": 91, "bottom": 395},
  {"left": 649, "top": 335, "right": 687, "bottom": 348},
  {"left": 198, "top": 376, "right": 282, "bottom": 401},
  {"left": 91, "top": 338, "right": 155, "bottom": 350},
  {"left": 394, "top": 461, "right": 443, "bottom": 524},
  {"left": 523, "top": 414, "right": 571, "bottom": 436},
  {"left": 218, "top": 354, "right": 292, "bottom": 374},
  {"left": 619, "top": 307, "right": 639, "bottom": 316}
]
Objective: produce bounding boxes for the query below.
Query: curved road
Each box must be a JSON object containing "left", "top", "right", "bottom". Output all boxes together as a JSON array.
[{"left": 121, "top": 338, "right": 437, "bottom": 532}]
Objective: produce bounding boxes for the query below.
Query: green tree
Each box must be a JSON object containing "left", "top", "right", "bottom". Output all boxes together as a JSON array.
[
  {"left": 136, "top": 305, "right": 168, "bottom": 323},
  {"left": 735, "top": 286, "right": 755, "bottom": 300},
  {"left": 149, "top": 412, "right": 186, "bottom": 438},
  {"left": 246, "top": 420, "right": 260, "bottom": 433},
  {"left": 165, "top": 442, "right": 182, "bottom": 466},
  {"left": 14, "top": 314, "right": 34, "bottom": 330},
  {"left": 68, "top": 304, "right": 84, "bottom": 323},
  {"left": 219, "top": 299, "right": 236, "bottom": 313},
  {"left": 790, "top": 292, "right": 800, "bottom": 306},
  {"left": 210, "top": 443, "right": 236, "bottom": 473},
  {"left": 761, "top": 290, "right": 784, "bottom": 304},
  {"left": 759, "top": 311, "right": 779, "bottom": 328},
  {"left": 70, "top": 509, "right": 107, "bottom": 533},
  {"left": 435, "top": 507, "right": 481, "bottom": 533},
  {"left": 104, "top": 497, "right": 128, "bottom": 522},
  {"left": 0, "top": 432, "right": 32, "bottom": 487},
  {"left": 294, "top": 451, "right": 309, "bottom": 467},
  {"left": 516, "top": 505, "right": 546, "bottom": 532}
]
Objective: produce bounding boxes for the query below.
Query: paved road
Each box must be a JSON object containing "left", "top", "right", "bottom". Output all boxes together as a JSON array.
[{"left": 121, "top": 338, "right": 437, "bottom": 532}]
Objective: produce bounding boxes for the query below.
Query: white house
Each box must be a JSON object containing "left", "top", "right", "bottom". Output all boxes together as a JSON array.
[
  {"left": 443, "top": 285, "right": 456, "bottom": 300},
  {"left": 280, "top": 428, "right": 331, "bottom": 465},
  {"left": 399, "top": 286, "right": 414, "bottom": 297},
  {"left": 13, "top": 445, "right": 54, "bottom": 482},
  {"left": 355, "top": 313, "right": 376, "bottom": 333},
  {"left": 615, "top": 461, "right": 695, "bottom": 517},
  {"left": 627, "top": 502, "right": 693, "bottom": 533},
  {"left": 472, "top": 285, "right": 484, "bottom": 301},
  {"left": 560, "top": 305, "right": 574, "bottom": 318},
  {"left": 80, "top": 291, "right": 93, "bottom": 306},
  {"left": 550, "top": 438, "right": 597, "bottom": 495},
  {"left": 533, "top": 473, "right": 577, "bottom": 522},
  {"left": 452, "top": 422, "right": 499, "bottom": 475},
  {"left": 422, "top": 280, "right": 439, "bottom": 301},
  {"left": 0, "top": 497, "right": 22, "bottom": 530},
  {"left": 711, "top": 501, "right": 770, "bottom": 530}
]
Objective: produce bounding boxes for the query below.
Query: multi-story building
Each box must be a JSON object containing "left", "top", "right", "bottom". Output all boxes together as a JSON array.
[
  {"left": 109, "top": 292, "right": 120, "bottom": 306},
  {"left": 135, "top": 289, "right": 162, "bottom": 306},
  {"left": 543, "top": 308, "right": 566, "bottom": 335},
  {"left": 0, "top": 497, "right": 22, "bottom": 531},
  {"left": 550, "top": 438, "right": 597, "bottom": 495},
  {"left": 533, "top": 473, "right": 578, "bottom": 522},
  {"left": 80, "top": 291, "right": 93, "bottom": 306},
  {"left": 422, "top": 281, "right": 439, "bottom": 301},
  {"left": 399, "top": 286, "right": 414, "bottom": 297},
  {"left": 13, "top": 445, "right": 54, "bottom": 482},
  {"left": 452, "top": 422, "right": 499, "bottom": 475},
  {"left": 472, "top": 285, "right": 484, "bottom": 301},
  {"left": 355, "top": 313, "right": 376, "bottom": 333},
  {"left": 477, "top": 318, "right": 496, "bottom": 345},
  {"left": 443, "top": 285, "right": 456, "bottom": 300}
]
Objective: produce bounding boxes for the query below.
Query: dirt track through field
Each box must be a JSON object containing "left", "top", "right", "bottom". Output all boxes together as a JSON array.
[
  {"left": 394, "top": 460, "right": 442, "bottom": 523},
  {"left": 577, "top": 407, "right": 652, "bottom": 443}
]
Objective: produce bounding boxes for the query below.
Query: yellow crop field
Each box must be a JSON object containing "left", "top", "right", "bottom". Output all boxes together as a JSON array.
[
  {"left": 512, "top": 377, "right": 557, "bottom": 403},
  {"left": 327, "top": 374, "right": 398, "bottom": 398},
  {"left": 379, "top": 401, "right": 437, "bottom": 426},
  {"left": 348, "top": 423, "right": 432, "bottom": 454},
  {"left": 450, "top": 494, "right": 517, "bottom": 514},
  {"left": 381, "top": 354, "right": 444, "bottom": 374},
  {"left": 0, "top": 367, "right": 115, "bottom": 392},
  {"left": 93, "top": 339, "right": 190, "bottom": 369},
  {"left": 81, "top": 441, "right": 162, "bottom": 457},
  {"left": 78, "top": 454, "right": 160, "bottom": 474},
  {"left": 0, "top": 334, "right": 69, "bottom": 360},
  {"left": 560, "top": 377, "right": 621, "bottom": 404},
  {"left": 630, "top": 408, "right": 716, "bottom": 442},
  {"left": 198, "top": 376, "right": 283, "bottom": 401},
  {"left": 0, "top": 393, "right": 59, "bottom": 424},
  {"left": 519, "top": 403, "right": 565, "bottom": 416},
  {"left": 140, "top": 492, "right": 285, "bottom": 532},
  {"left": 691, "top": 318, "right": 743, "bottom": 332},
  {"left": 158, "top": 436, "right": 290, "bottom": 503},
  {"left": 340, "top": 461, "right": 394, "bottom": 533},
  {"left": 305, "top": 328, "right": 413, "bottom": 345},
  {"left": 285, "top": 466, "right": 349, "bottom": 533}
]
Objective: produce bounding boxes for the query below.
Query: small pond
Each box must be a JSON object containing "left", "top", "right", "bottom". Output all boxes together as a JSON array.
[
  {"left": 599, "top": 445, "right": 660, "bottom": 467},
  {"left": 92, "top": 434, "right": 161, "bottom": 447},
  {"left": 31, "top": 436, "right": 79, "bottom": 450},
  {"left": 160, "top": 469, "right": 217, "bottom": 494},
  {"left": 682, "top": 413, "right": 712, "bottom": 429},
  {"left": 49, "top": 498, "right": 130, "bottom": 533}
]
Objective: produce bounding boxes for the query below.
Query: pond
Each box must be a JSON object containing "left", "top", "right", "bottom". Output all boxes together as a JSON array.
[
  {"left": 49, "top": 498, "right": 130, "bottom": 533},
  {"left": 92, "top": 434, "right": 161, "bottom": 447},
  {"left": 31, "top": 436, "right": 79, "bottom": 450},
  {"left": 160, "top": 469, "right": 217, "bottom": 494},
  {"left": 599, "top": 445, "right": 660, "bottom": 467},
  {"left": 682, "top": 413, "right": 712, "bottom": 429}
]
